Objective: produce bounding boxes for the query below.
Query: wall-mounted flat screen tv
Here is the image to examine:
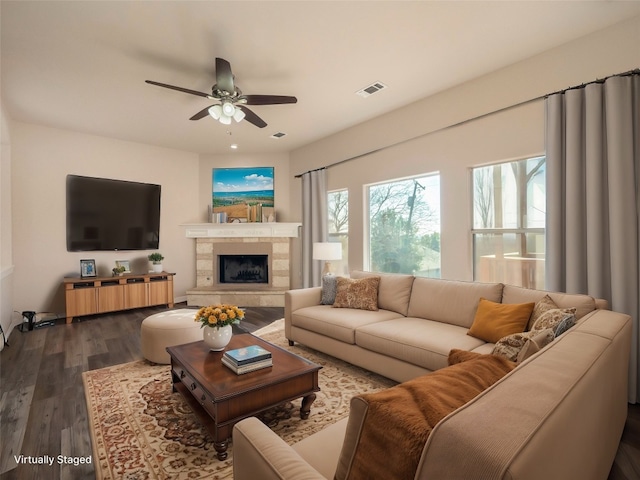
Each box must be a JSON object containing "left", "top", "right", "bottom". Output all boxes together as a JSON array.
[{"left": 66, "top": 175, "right": 161, "bottom": 251}]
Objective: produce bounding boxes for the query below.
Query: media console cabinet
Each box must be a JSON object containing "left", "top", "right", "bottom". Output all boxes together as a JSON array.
[{"left": 63, "top": 272, "right": 174, "bottom": 324}]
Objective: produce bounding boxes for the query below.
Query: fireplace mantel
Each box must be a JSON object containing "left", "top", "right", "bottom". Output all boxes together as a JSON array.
[{"left": 182, "top": 222, "right": 301, "bottom": 238}]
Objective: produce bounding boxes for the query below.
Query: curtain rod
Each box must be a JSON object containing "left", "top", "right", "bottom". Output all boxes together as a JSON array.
[{"left": 294, "top": 68, "right": 639, "bottom": 177}]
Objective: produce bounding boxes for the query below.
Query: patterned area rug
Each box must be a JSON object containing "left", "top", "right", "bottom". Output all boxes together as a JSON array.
[{"left": 83, "top": 320, "right": 395, "bottom": 479}]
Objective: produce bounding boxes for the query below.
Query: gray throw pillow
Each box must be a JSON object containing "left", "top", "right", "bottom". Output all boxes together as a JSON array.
[{"left": 321, "top": 274, "right": 338, "bottom": 305}]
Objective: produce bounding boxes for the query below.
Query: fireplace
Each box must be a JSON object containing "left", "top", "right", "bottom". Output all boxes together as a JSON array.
[
  {"left": 219, "top": 254, "right": 268, "bottom": 284},
  {"left": 186, "top": 224, "right": 301, "bottom": 307}
]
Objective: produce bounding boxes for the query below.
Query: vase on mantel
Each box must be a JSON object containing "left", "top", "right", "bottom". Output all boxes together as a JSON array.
[{"left": 203, "top": 325, "right": 232, "bottom": 351}]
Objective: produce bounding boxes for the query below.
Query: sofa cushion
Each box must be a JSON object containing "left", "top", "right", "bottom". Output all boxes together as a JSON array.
[
  {"left": 320, "top": 274, "right": 338, "bottom": 305},
  {"left": 355, "top": 317, "right": 485, "bottom": 371},
  {"left": 407, "top": 278, "right": 503, "bottom": 328},
  {"left": 492, "top": 328, "right": 555, "bottom": 362},
  {"left": 333, "top": 276, "right": 380, "bottom": 311},
  {"left": 291, "top": 306, "right": 403, "bottom": 344},
  {"left": 351, "top": 270, "right": 415, "bottom": 316},
  {"left": 502, "top": 284, "right": 596, "bottom": 319},
  {"left": 467, "top": 298, "right": 534, "bottom": 343}
]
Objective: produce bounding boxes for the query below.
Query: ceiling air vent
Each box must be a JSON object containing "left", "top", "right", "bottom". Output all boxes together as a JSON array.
[
  {"left": 271, "top": 132, "right": 286, "bottom": 139},
  {"left": 356, "top": 82, "right": 388, "bottom": 98}
]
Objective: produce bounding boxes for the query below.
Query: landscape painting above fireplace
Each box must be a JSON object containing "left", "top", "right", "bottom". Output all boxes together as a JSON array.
[{"left": 212, "top": 167, "right": 274, "bottom": 222}]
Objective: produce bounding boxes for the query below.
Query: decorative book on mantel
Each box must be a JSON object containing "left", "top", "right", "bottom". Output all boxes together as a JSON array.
[{"left": 222, "top": 345, "right": 273, "bottom": 375}]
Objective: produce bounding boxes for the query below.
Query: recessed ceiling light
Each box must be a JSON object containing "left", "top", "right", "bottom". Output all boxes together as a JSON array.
[{"left": 230, "top": 144, "right": 238, "bottom": 149}]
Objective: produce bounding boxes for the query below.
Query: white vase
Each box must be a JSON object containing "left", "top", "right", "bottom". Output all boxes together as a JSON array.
[
  {"left": 202, "top": 325, "right": 233, "bottom": 351},
  {"left": 152, "top": 263, "right": 163, "bottom": 273}
]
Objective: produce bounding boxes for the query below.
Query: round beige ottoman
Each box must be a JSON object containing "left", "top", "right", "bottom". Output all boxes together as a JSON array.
[{"left": 141, "top": 309, "right": 203, "bottom": 364}]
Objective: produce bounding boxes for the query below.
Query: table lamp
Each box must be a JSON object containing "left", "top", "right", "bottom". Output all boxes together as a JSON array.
[{"left": 313, "top": 242, "right": 342, "bottom": 276}]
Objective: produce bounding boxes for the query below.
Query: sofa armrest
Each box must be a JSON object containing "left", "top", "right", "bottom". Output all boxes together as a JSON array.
[
  {"left": 233, "top": 417, "right": 327, "bottom": 480},
  {"left": 285, "top": 287, "right": 322, "bottom": 340}
]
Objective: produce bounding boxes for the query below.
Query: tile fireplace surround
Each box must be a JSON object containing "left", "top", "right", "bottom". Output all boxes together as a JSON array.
[{"left": 184, "top": 223, "right": 301, "bottom": 307}]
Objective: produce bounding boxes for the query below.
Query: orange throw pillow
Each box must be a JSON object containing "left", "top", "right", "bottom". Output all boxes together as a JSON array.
[{"left": 467, "top": 298, "right": 534, "bottom": 343}]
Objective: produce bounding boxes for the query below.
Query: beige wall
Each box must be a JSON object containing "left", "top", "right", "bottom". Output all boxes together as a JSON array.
[
  {"left": 288, "top": 15, "right": 640, "bottom": 286},
  {"left": 1, "top": 104, "right": 14, "bottom": 348},
  {"left": 11, "top": 122, "right": 199, "bottom": 316}
]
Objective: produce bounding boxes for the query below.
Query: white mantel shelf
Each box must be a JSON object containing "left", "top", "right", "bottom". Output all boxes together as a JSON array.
[{"left": 182, "top": 222, "right": 301, "bottom": 238}]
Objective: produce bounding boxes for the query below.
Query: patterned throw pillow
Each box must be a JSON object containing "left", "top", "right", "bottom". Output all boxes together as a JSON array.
[
  {"left": 321, "top": 274, "right": 338, "bottom": 305},
  {"left": 516, "top": 329, "right": 556, "bottom": 363},
  {"left": 332, "top": 276, "right": 381, "bottom": 311},
  {"left": 531, "top": 307, "right": 577, "bottom": 336},
  {"left": 528, "top": 295, "right": 558, "bottom": 330},
  {"left": 492, "top": 328, "right": 555, "bottom": 362}
]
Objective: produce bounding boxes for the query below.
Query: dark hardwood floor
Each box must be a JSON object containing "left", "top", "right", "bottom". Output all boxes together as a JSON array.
[{"left": 1, "top": 304, "right": 638, "bottom": 480}]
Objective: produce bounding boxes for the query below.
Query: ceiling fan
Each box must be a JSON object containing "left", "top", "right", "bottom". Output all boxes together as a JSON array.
[{"left": 145, "top": 57, "right": 297, "bottom": 128}]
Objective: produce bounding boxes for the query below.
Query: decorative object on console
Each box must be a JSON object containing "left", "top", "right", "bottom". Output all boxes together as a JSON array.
[
  {"left": 115, "top": 260, "right": 130, "bottom": 273},
  {"left": 80, "top": 259, "right": 97, "bottom": 278},
  {"left": 195, "top": 304, "right": 245, "bottom": 351},
  {"left": 112, "top": 265, "right": 126, "bottom": 276},
  {"left": 313, "top": 242, "right": 342, "bottom": 276},
  {"left": 147, "top": 252, "right": 164, "bottom": 273}
]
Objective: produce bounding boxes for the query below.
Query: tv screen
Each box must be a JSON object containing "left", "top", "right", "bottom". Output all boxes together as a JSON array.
[{"left": 66, "top": 175, "right": 161, "bottom": 251}]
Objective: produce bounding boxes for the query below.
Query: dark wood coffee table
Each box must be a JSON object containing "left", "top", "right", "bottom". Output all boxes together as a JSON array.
[{"left": 166, "top": 333, "right": 321, "bottom": 460}]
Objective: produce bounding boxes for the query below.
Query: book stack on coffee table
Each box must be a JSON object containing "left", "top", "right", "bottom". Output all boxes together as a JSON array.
[{"left": 222, "top": 344, "right": 273, "bottom": 374}]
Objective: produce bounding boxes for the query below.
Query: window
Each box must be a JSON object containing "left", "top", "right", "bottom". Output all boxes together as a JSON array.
[
  {"left": 472, "top": 156, "right": 545, "bottom": 289},
  {"left": 328, "top": 189, "right": 349, "bottom": 275},
  {"left": 367, "top": 174, "right": 440, "bottom": 277}
]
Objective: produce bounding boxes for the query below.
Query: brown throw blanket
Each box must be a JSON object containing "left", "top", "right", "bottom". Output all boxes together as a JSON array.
[{"left": 345, "top": 351, "right": 516, "bottom": 480}]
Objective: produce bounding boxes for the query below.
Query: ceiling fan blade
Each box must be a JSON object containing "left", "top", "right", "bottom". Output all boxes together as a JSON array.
[
  {"left": 145, "top": 80, "right": 211, "bottom": 98},
  {"left": 215, "top": 57, "right": 235, "bottom": 95},
  {"left": 189, "top": 106, "right": 215, "bottom": 121},
  {"left": 237, "top": 105, "right": 267, "bottom": 128},
  {"left": 243, "top": 95, "right": 298, "bottom": 105}
]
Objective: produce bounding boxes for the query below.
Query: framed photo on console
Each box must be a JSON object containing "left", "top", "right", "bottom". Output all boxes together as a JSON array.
[
  {"left": 80, "top": 259, "right": 97, "bottom": 278},
  {"left": 116, "top": 260, "right": 131, "bottom": 273}
]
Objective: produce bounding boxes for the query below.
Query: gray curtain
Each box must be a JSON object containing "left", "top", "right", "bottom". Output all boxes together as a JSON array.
[
  {"left": 301, "top": 169, "right": 328, "bottom": 287},
  {"left": 546, "top": 73, "right": 640, "bottom": 403}
]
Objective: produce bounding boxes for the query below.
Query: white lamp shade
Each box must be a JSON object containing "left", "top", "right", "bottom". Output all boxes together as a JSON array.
[
  {"left": 313, "top": 242, "right": 342, "bottom": 261},
  {"left": 208, "top": 105, "right": 222, "bottom": 119},
  {"left": 219, "top": 114, "right": 232, "bottom": 125},
  {"left": 233, "top": 108, "right": 246, "bottom": 122},
  {"left": 222, "top": 101, "right": 235, "bottom": 116}
]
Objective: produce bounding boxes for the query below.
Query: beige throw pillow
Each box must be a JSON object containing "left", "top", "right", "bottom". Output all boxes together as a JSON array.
[{"left": 332, "top": 276, "right": 380, "bottom": 311}]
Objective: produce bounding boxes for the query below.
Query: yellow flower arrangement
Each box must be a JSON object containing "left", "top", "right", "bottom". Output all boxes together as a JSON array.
[{"left": 194, "top": 304, "right": 245, "bottom": 329}]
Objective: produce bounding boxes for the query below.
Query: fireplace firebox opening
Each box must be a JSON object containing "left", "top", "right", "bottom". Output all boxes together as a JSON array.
[{"left": 219, "top": 254, "right": 268, "bottom": 284}]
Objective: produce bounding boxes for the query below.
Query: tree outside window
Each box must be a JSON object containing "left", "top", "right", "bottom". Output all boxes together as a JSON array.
[
  {"left": 367, "top": 174, "right": 440, "bottom": 277},
  {"left": 472, "top": 156, "right": 545, "bottom": 288},
  {"left": 328, "top": 189, "right": 349, "bottom": 275}
]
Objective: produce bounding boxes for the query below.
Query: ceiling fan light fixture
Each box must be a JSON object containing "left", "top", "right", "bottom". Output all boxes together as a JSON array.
[
  {"left": 233, "top": 108, "right": 246, "bottom": 123},
  {"left": 208, "top": 105, "right": 222, "bottom": 120},
  {"left": 219, "top": 114, "right": 232, "bottom": 125}
]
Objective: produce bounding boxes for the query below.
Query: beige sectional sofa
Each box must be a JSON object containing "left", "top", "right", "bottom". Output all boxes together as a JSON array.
[{"left": 233, "top": 271, "right": 632, "bottom": 480}]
